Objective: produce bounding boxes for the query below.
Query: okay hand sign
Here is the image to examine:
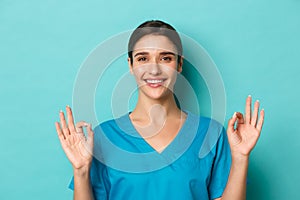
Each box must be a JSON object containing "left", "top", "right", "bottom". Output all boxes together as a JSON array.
[
  {"left": 55, "top": 106, "right": 94, "bottom": 170},
  {"left": 227, "top": 96, "right": 265, "bottom": 157}
]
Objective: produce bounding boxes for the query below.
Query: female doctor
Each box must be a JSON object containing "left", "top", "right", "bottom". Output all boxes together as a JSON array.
[{"left": 55, "top": 20, "right": 264, "bottom": 200}]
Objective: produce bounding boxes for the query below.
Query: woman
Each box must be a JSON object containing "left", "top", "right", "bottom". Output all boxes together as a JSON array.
[{"left": 55, "top": 20, "right": 265, "bottom": 200}]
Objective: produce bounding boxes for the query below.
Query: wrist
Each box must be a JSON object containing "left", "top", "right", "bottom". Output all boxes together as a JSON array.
[
  {"left": 231, "top": 152, "right": 249, "bottom": 163},
  {"left": 73, "top": 165, "right": 91, "bottom": 178}
]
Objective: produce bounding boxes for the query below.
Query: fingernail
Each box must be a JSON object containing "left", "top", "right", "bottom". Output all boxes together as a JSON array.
[
  {"left": 256, "top": 100, "right": 259, "bottom": 102},
  {"left": 233, "top": 112, "right": 236, "bottom": 117},
  {"left": 59, "top": 109, "right": 63, "bottom": 113},
  {"left": 66, "top": 105, "right": 70, "bottom": 108},
  {"left": 248, "top": 94, "right": 251, "bottom": 97}
]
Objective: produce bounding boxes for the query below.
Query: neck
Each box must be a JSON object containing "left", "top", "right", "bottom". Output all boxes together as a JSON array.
[{"left": 131, "top": 91, "right": 181, "bottom": 121}]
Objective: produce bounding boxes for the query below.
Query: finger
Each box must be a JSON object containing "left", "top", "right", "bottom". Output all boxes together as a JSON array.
[
  {"left": 227, "top": 112, "right": 237, "bottom": 134},
  {"left": 66, "top": 105, "right": 76, "bottom": 133},
  {"left": 251, "top": 100, "right": 260, "bottom": 126},
  {"left": 256, "top": 109, "right": 265, "bottom": 132},
  {"left": 55, "top": 122, "right": 66, "bottom": 140},
  {"left": 59, "top": 110, "right": 70, "bottom": 136},
  {"left": 236, "top": 112, "right": 245, "bottom": 124},
  {"left": 86, "top": 123, "right": 94, "bottom": 143},
  {"left": 86, "top": 123, "right": 94, "bottom": 154},
  {"left": 75, "top": 121, "right": 87, "bottom": 135},
  {"left": 245, "top": 95, "right": 252, "bottom": 124}
]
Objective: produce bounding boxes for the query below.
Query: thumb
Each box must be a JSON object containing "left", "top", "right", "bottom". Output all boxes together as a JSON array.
[
  {"left": 227, "top": 113, "right": 243, "bottom": 146},
  {"left": 227, "top": 112, "right": 237, "bottom": 135},
  {"left": 86, "top": 123, "right": 94, "bottom": 145},
  {"left": 79, "top": 123, "right": 94, "bottom": 157}
]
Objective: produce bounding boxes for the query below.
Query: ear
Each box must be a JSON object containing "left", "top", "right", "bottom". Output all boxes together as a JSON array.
[
  {"left": 177, "top": 56, "right": 184, "bottom": 73},
  {"left": 127, "top": 57, "right": 133, "bottom": 74}
]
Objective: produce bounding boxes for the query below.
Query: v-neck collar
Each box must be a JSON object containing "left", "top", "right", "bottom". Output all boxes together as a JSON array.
[{"left": 118, "top": 110, "right": 195, "bottom": 155}]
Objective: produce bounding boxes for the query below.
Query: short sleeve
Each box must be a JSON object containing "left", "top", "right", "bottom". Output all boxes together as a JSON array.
[
  {"left": 208, "top": 126, "right": 231, "bottom": 200},
  {"left": 68, "top": 157, "right": 110, "bottom": 200}
]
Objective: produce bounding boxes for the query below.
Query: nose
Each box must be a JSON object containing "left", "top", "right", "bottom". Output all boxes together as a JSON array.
[{"left": 149, "top": 62, "right": 162, "bottom": 75}]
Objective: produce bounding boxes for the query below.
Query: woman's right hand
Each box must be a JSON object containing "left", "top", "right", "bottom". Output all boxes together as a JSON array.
[{"left": 55, "top": 106, "right": 94, "bottom": 172}]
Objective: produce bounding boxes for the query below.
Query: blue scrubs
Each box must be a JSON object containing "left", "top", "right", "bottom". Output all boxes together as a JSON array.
[{"left": 69, "top": 111, "right": 231, "bottom": 200}]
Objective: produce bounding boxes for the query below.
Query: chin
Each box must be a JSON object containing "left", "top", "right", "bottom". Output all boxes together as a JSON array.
[{"left": 145, "top": 89, "right": 173, "bottom": 100}]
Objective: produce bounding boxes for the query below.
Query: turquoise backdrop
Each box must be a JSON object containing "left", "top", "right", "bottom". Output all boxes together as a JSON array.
[{"left": 1, "top": 0, "right": 299, "bottom": 199}]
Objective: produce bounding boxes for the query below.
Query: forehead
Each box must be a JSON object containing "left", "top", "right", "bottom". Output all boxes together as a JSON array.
[{"left": 133, "top": 34, "right": 177, "bottom": 54}]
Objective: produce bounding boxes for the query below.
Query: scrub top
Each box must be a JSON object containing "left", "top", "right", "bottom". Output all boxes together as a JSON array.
[{"left": 69, "top": 110, "right": 231, "bottom": 200}]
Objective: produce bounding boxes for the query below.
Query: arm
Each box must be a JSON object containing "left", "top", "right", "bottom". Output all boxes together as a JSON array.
[
  {"left": 73, "top": 166, "right": 95, "bottom": 200},
  {"left": 220, "top": 154, "right": 249, "bottom": 200},
  {"left": 213, "top": 156, "right": 249, "bottom": 200},
  {"left": 221, "top": 96, "right": 265, "bottom": 200},
  {"left": 55, "top": 106, "right": 95, "bottom": 200}
]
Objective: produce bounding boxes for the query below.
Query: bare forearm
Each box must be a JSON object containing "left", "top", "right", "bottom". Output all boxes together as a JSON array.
[
  {"left": 221, "top": 155, "right": 249, "bottom": 200},
  {"left": 73, "top": 167, "right": 95, "bottom": 200}
]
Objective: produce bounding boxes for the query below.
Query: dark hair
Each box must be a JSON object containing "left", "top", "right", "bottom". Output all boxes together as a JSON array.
[{"left": 128, "top": 20, "right": 183, "bottom": 65}]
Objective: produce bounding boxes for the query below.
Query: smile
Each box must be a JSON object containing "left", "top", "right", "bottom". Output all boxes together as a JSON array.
[
  {"left": 144, "top": 79, "right": 166, "bottom": 88},
  {"left": 145, "top": 79, "right": 165, "bottom": 84}
]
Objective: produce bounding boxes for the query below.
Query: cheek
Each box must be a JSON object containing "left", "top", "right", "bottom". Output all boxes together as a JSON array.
[
  {"left": 131, "top": 63, "right": 178, "bottom": 77},
  {"left": 133, "top": 65, "right": 146, "bottom": 73},
  {"left": 132, "top": 67, "right": 145, "bottom": 79},
  {"left": 163, "top": 65, "right": 178, "bottom": 75},
  {"left": 164, "top": 62, "right": 180, "bottom": 72}
]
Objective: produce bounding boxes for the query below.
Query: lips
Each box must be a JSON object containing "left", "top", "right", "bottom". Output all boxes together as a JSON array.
[
  {"left": 144, "top": 79, "right": 166, "bottom": 88},
  {"left": 145, "top": 79, "right": 164, "bottom": 84}
]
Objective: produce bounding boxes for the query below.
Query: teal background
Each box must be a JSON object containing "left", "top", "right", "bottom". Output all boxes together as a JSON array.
[{"left": 1, "top": 0, "right": 299, "bottom": 199}]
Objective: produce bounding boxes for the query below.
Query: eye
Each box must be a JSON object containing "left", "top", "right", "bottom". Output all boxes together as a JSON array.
[
  {"left": 161, "top": 56, "right": 173, "bottom": 62},
  {"left": 137, "top": 57, "right": 147, "bottom": 62}
]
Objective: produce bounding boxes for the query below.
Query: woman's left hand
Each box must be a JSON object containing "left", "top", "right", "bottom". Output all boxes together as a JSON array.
[{"left": 227, "top": 95, "right": 265, "bottom": 158}]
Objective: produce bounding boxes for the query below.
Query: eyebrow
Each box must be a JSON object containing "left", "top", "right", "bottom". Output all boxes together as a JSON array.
[{"left": 133, "top": 51, "right": 176, "bottom": 57}]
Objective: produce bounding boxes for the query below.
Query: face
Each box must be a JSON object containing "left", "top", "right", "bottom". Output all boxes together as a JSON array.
[{"left": 128, "top": 34, "right": 183, "bottom": 100}]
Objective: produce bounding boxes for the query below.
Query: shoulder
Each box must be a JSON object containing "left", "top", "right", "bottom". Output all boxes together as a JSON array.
[
  {"left": 94, "top": 113, "right": 129, "bottom": 132},
  {"left": 92, "top": 113, "right": 139, "bottom": 144},
  {"left": 185, "top": 111, "right": 228, "bottom": 157},
  {"left": 186, "top": 111, "right": 225, "bottom": 133}
]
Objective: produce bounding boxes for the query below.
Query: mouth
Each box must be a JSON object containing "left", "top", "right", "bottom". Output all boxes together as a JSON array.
[{"left": 144, "top": 79, "right": 166, "bottom": 88}]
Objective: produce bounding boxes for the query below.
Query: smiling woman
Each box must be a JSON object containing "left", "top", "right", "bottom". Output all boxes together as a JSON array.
[
  {"left": 55, "top": 20, "right": 264, "bottom": 200},
  {"left": 129, "top": 34, "right": 182, "bottom": 100}
]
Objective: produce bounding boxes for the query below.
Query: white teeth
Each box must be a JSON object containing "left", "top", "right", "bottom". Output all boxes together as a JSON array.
[{"left": 146, "top": 79, "right": 163, "bottom": 84}]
